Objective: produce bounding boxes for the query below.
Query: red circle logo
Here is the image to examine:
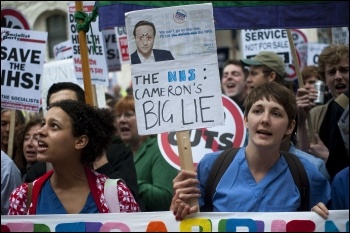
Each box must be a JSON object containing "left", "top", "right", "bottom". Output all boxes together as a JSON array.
[{"left": 1, "top": 8, "right": 30, "bottom": 30}]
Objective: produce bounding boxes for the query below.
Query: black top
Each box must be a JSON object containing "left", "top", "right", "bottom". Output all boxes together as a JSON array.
[{"left": 319, "top": 91, "right": 349, "bottom": 181}]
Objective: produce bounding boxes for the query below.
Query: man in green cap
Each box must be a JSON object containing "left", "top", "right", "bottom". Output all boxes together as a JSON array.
[{"left": 241, "top": 51, "right": 286, "bottom": 94}]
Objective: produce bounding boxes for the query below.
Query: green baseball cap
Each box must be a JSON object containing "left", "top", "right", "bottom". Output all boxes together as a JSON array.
[{"left": 241, "top": 51, "right": 286, "bottom": 77}]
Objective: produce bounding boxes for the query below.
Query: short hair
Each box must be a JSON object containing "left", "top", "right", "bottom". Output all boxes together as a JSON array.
[
  {"left": 133, "top": 20, "right": 156, "bottom": 37},
  {"left": 46, "top": 82, "right": 85, "bottom": 107},
  {"left": 243, "top": 82, "right": 297, "bottom": 128},
  {"left": 301, "top": 65, "right": 320, "bottom": 82},
  {"left": 318, "top": 44, "right": 349, "bottom": 82},
  {"left": 48, "top": 100, "right": 115, "bottom": 165},
  {"left": 114, "top": 95, "right": 135, "bottom": 115},
  {"left": 222, "top": 59, "right": 249, "bottom": 79}
]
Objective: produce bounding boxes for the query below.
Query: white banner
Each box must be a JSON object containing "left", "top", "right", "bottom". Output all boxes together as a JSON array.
[
  {"left": 1, "top": 27, "right": 47, "bottom": 112},
  {"left": 1, "top": 210, "right": 348, "bottom": 232}
]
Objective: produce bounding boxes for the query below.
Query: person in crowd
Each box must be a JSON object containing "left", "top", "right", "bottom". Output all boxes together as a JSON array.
[
  {"left": 25, "top": 82, "right": 142, "bottom": 210},
  {"left": 221, "top": 59, "right": 248, "bottom": 112},
  {"left": 13, "top": 116, "right": 43, "bottom": 181},
  {"left": 309, "top": 166, "right": 349, "bottom": 218},
  {"left": 115, "top": 95, "right": 178, "bottom": 211},
  {"left": 280, "top": 118, "right": 330, "bottom": 181},
  {"left": 297, "top": 44, "right": 349, "bottom": 180},
  {"left": 112, "top": 84, "right": 122, "bottom": 100},
  {"left": 131, "top": 20, "right": 174, "bottom": 64},
  {"left": 8, "top": 100, "right": 140, "bottom": 214},
  {"left": 296, "top": 66, "right": 328, "bottom": 138},
  {"left": 240, "top": 51, "right": 285, "bottom": 94},
  {"left": 330, "top": 166, "right": 349, "bottom": 210},
  {"left": 239, "top": 51, "right": 289, "bottom": 147},
  {"left": 105, "top": 92, "right": 118, "bottom": 115},
  {"left": 1, "top": 109, "right": 26, "bottom": 158},
  {"left": 238, "top": 51, "right": 329, "bottom": 178},
  {"left": 170, "top": 82, "right": 330, "bottom": 220},
  {"left": 301, "top": 65, "right": 322, "bottom": 91},
  {"left": 1, "top": 150, "right": 22, "bottom": 215}
]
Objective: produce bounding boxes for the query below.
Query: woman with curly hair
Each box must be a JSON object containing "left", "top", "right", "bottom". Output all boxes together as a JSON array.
[{"left": 8, "top": 100, "right": 140, "bottom": 214}]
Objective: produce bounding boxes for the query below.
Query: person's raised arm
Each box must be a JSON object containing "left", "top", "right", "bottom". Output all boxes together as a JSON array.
[{"left": 296, "top": 87, "right": 317, "bottom": 151}]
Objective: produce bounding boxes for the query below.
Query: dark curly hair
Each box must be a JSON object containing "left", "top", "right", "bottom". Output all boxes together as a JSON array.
[{"left": 48, "top": 100, "right": 116, "bottom": 165}]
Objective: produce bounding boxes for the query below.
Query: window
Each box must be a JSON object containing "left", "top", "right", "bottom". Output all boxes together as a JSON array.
[{"left": 47, "top": 14, "right": 67, "bottom": 59}]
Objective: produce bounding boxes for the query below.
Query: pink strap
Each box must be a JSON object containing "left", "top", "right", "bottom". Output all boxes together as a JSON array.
[{"left": 104, "top": 178, "right": 121, "bottom": 213}]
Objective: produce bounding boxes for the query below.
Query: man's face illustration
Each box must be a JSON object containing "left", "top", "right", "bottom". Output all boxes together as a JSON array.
[{"left": 135, "top": 25, "right": 155, "bottom": 58}]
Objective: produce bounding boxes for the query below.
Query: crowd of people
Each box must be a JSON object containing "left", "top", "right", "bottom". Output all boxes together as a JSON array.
[{"left": 1, "top": 44, "right": 348, "bottom": 220}]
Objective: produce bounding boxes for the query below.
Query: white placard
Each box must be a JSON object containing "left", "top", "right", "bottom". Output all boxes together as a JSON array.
[
  {"left": 101, "top": 28, "right": 121, "bottom": 72},
  {"left": 1, "top": 27, "right": 47, "bottom": 112},
  {"left": 332, "top": 27, "right": 349, "bottom": 45},
  {"left": 68, "top": 1, "right": 109, "bottom": 86},
  {"left": 307, "top": 43, "right": 329, "bottom": 66},
  {"left": 241, "top": 29, "right": 292, "bottom": 64},
  {"left": 125, "top": 3, "right": 224, "bottom": 135},
  {"left": 115, "top": 26, "right": 129, "bottom": 64},
  {"left": 53, "top": 40, "right": 73, "bottom": 60}
]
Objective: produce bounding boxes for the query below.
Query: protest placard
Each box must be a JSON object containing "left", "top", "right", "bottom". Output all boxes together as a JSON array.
[
  {"left": 68, "top": 1, "right": 109, "bottom": 86},
  {"left": 241, "top": 29, "right": 291, "bottom": 63},
  {"left": 115, "top": 26, "right": 129, "bottom": 64},
  {"left": 332, "top": 27, "right": 349, "bottom": 45},
  {"left": 1, "top": 27, "right": 47, "bottom": 112},
  {"left": 241, "top": 29, "right": 296, "bottom": 81},
  {"left": 101, "top": 28, "right": 121, "bottom": 72},
  {"left": 159, "top": 95, "right": 246, "bottom": 170},
  {"left": 125, "top": 3, "right": 224, "bottom": 135},
  {"left": 307, "top": 42, "right": 329, "bottom": 66},
  {"left": 53, "top": 40, "right": 73, "bottom": 60}
]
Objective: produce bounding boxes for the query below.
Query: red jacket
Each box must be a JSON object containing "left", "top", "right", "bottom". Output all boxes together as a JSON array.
[{"left": 8, "top": 167, "right": 140, "bottom": 214}]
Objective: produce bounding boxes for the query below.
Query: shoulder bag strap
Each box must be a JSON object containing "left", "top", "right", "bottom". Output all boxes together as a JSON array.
[
  {"left": 202, "top": 147, "right": 240, "bottom": 212},
  {"left": 281, "top": 151, "right": 310, "bottom": 211},
  {"left": 104, "top": 178, "right": 121, "bottom": 213},
  {"left": 26, "top": 182, "right": 33, "bottom": 213}
]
